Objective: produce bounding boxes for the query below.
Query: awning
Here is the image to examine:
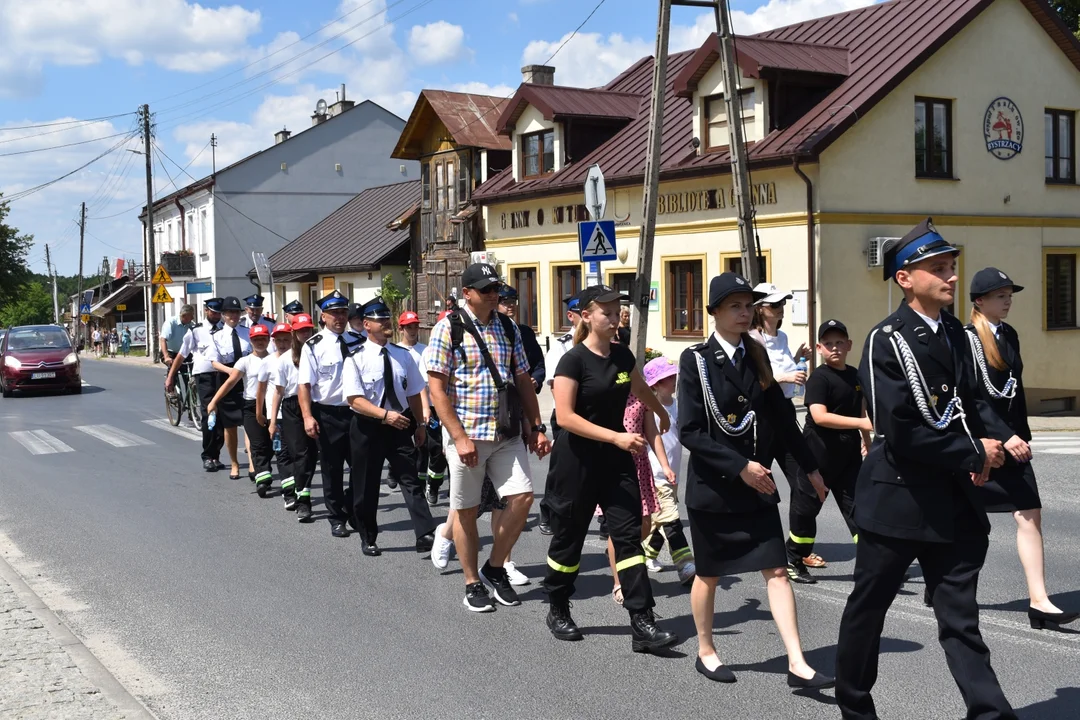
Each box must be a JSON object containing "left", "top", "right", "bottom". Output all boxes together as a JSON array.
[{"left": 90, "top": 283, "right": 141, "bottom": 318}]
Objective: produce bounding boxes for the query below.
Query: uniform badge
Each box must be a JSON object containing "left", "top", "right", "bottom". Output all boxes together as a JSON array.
[
  {"left": 931, "top": 394, "right": 939, "bottom": 406},
  {"left": 736, "top": 278, "right": 745, "bottom": 285},
  {"left": 726, "top": 413, "right": 738, "bottom": 424},
  {"left": 883, "top": 325, "right": 892, "bottom": 334},
  {"left": 999, "top": 271, "right": 1007, "bottom": 279}
]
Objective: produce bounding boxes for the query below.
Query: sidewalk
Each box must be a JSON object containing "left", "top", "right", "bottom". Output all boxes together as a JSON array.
[{"left": 79, "top": 354, "right": 158, "bottom": 370}]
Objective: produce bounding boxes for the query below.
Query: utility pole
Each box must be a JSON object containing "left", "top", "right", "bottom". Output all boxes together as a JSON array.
[
  {"left": 76, "top": 202, "right": 86, "bottom": 348},
  {"left": 631, "top": 0, "right": 672, "bottom": 366},
  {"left": 142, "top": 104, "right": 159, "bottom": 363},
  {"left": 45, "top": 244, "right": 59, "bottom": 324}
]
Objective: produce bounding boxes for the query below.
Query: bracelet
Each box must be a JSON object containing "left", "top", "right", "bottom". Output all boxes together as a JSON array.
[{"left": 383, "top": 409, "right": 389, "bottom": 422}]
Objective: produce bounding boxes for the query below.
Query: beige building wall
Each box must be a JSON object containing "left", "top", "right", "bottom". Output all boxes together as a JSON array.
[{"left": 275, "top": 265, "right": 408, "bottom": 319}]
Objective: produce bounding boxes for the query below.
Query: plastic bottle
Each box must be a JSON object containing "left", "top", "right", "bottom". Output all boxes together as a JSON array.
[
  {"left": 207, "top": 410, "right": 217, "bottom": 430},
  {"left": 793, "top": 357, "right": 807, "bottom": 398},
  {"left": 272, "top": 430, "right": 281, "bottom": 453}
]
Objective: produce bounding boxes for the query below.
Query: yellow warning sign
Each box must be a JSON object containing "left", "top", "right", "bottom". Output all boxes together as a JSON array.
[
  {"left": 80, "top": 314, "right": 90, "bottom": 323},
  {"left": 152, "top": 265, "right": 173, "bottom": 285},
  {"left": 151, "top": 284, "right": 173, "bottom": 304}
]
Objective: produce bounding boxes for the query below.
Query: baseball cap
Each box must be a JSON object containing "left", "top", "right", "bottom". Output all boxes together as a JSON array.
[
  {"left": 817, "top": 319, "right": 849, "bottom": 340},
  {"left": 461, "top": 263, "right": 501, "bottom": 290},
  {"left": 249, "top": 324, "right": 269, "bottom": 338},
  {"left": 271, "top": 322, "right": 292, "bottom": 337},
  {"left": 752, "top": 283, "right": 793, "bottom": 306},
  {"left": 291, "top": 313, "right": 314, "bottom": 330},
  {"left": 576, "top": 284, "right": 629, "bottom": 308},
  {"left": 398, "top": 311, "right": 420, "bottom": 326},
  {"left": 643, "top": 356, "right": 679, "bottom": 387}
]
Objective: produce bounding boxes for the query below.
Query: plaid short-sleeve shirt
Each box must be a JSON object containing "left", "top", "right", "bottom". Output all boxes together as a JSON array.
[{"left": 422, "top": 307, "right": 529, "bottom": 442}]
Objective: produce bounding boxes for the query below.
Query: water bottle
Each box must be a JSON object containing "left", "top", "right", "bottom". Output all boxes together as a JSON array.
[
  {"left": 272, "top": 429, "right": 282, "bottom": 453},
  {"left": 793, "top": 357, "right": 807, "bottom": 399},
  {"left": 207, "top": 411, "right": 217, "bottom": 430}
]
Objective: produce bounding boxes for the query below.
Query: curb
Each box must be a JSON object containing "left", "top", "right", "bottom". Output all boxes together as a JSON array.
[{"left": 0, "top": 552, "right": 158, "bottom": 720}]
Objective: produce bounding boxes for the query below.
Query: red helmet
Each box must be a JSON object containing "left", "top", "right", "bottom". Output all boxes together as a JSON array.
[
  {"left": 249, "top": 324, "right": 270, "bottom": 339},
  {"left": 271, "top": 322, "right": 292, "bottom": 337},
  {"left": 291, "top": 313, "right": 314, "bottom": 330}
]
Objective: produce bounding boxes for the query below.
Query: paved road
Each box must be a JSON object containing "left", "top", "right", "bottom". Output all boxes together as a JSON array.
[{"left": 1, "top": 359, "right": 1078, "bottom": 719}]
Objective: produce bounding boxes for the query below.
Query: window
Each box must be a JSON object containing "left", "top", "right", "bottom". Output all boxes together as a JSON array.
[
  {"left": 322, "top": 276, "right": 336, "bottom": 294},
  {"left": 1045, "top": 109, "right": 1075, "bottom": 184},
  {"left": 199, "top": 209, "right": 208, "bottom": 255},
  {"left": 915, "top": 97, "right": 952, "bottom": 178},
  {"left": 705, "top": 90, "right": 755, "bottom": 149},
  {"left": 522, "top": 130, "right": 555, "bottom": 178},
  {"left": 666, "top": 258, "right": 704, "bottom": 336},
  {"left": 553, "top": 264, "right": 581, "bottom": 331},
  {"left": 340, "top": 282, "right": 354, "bottom": 303},
  {"left": 511, "top": 266, "right": 539, "bottom": 329},
  {"left": 472, "top": 150, "right": 483, "bottom": 188},
  {"left": 1047, "top": 252, "right": 1077, "bottom": 329},
  {"left": 185, "top": 213, "right": 194, "bottom": 252},
  {"left": 607, "top": 271, "right": 635, "bottom": 299},
  {"left": 422, "top": 163, "right": 431, "bottom": 209},
  {"left": 435, "top": 162, "right": 445, "bottom": 211},
  {"left": 446, "top": 160, "right": 456, "bottom": 210},
  {"left": 457, "top": 157, "right": 469, "bottom": 203},
  {"left": 721, "top": 251, "right": 769, "bottom": 283}
]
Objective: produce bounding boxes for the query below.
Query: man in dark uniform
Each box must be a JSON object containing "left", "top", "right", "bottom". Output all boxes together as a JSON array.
[
  {"left": 165, "top": 297, "right": 224, "bottom": 471},
  {"left": 283, "top": 299, "right": 304, "bottom": 326},
  {"left": 343, "top": 299, "right": 437, "bottom": 556},
  {"left": 298, "top": 290, "right": 364, "bottom": 538},
  {"left": 240, "top": 295, "right": 275, "bottom": 332},
  {"left": 497, "top": 285, "right": 546, "bottom": 392},
  {"left": 835, "top": 218, "right": 1015, "bottom": 720}
]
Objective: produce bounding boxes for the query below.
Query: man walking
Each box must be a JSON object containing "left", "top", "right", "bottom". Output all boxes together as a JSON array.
[
  {"left": 165, "top": 298, "right": 224, "bottom": 471},
  {"left": 397, "top": 310, "right": 447, "bottom": 506},
  {"left": 497, "top": 285, "right": 545, "bottom": 392}
]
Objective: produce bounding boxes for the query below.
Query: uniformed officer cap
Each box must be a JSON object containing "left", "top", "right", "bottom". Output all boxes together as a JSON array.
[
  {"left": 498, "top": 285, "right": 519, "bottom": 301},
  {"left": 283, "top": 299, "right": 304, "bottom": 315},
  {"left": 347, "top": 303, "right": 363, "bottom": 321},
  {"left": 221, "top": 296, "right": 242, "bottom": 312},
  {"left": 361, "top": 298, "right": 392, "bottom": 320},
  {"left": 317, "top": 290, "right": 349, "bottom": 312},
  {"left": 243, "top": 294, "right": 264, "bottom": 307},
  {"left": 576, "top": 284, "right": 629, "bottom": 308},
  {"left": 817, "top": 319, "right": 849, "bottom": 340},
  {"left": 706, "top": 272, "right": 765, "bottom": 312},
  {"left": 204, "top": 297, "right": 224, "bottom": 312},
  {"left": 970, "top": 267, "right": 1024, "bottom": 301},
  {"left": 563, "top": 293, "right": 583, "bottom": 313},
  {"left": 884, "top": 217, "right": 960, "bottom": 282}
]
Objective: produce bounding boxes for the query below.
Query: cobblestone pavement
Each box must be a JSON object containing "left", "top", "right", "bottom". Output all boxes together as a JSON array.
[{"left": 0, "top": 575, "right": 125, "bottom": 720}]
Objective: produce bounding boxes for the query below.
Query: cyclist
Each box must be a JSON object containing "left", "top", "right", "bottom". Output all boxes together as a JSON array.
[{"left": 166, "top": 298, "right": 225, "bottom": 471}]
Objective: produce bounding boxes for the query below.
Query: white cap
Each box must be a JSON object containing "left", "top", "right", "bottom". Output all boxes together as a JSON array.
[{"left": 752, "top": 283, "right": 793, "bottom": 306}]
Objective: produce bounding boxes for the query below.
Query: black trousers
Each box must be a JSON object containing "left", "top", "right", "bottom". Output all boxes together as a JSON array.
[
  {"left": 835, "top": 517, "right": 1015, "bottom": 720},
  {"left": 313, "top": 403, "right": 353, "bottom": 524},
  {"left": 195, "top": 372, "right": 223, "bottom": 462},
  {"left": 349, "top": 414, "right": 437, "bottom": 543},
  {"left": 422, "top": 417, "right": 447, "bottom": 489},
  {"left": 242, "top": 399, "right": 274, "bottom": 485},
  {"left": 280, "top": 396, "right": 317, "bottom": 502},
  {"left": 773, "top": 441, "right": 820, "bottom": 563},
  {"left": 537, "top": 424, "right": 563, "bottom": 527},
  {"left": 273, "top": 424, "right": 292, "bottom": 479},
  {"left": 543, "top": 469, "right": 653, "bottom": 613},
  {"left": 787, "top": 450, "right": 861, "bottom": 563}
]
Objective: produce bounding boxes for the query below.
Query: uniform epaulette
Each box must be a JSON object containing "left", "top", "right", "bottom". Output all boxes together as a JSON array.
[
  {"left": 689, "top": 341, "right": 708, "bottom": 352},
  {"left": 306, "top": 333, "right": 323, "bottom": 347},
  {"left": 389, "top": 342, "right": 404, "bottom": 349},
  {"left": 558, "top": 332, "right": 573, "bottom": 343},
  {"left": 210, "top": 326, "right": 223, "bottom": 335}
]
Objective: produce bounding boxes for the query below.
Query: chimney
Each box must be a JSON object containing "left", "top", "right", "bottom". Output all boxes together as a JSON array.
[
  {"left": 274, "top": 127, "right": 292, "bottom": 144},
  {"left": 328, "top": 83, "right": 356, "bottom": 117},
  {"left": 521, "top": 64, "right": 556, "bottom": 86}
]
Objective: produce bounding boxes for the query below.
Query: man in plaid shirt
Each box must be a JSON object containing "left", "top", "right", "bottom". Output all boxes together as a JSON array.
[{"left": 424, "top": 263, "right": 551, "bottom": 613}]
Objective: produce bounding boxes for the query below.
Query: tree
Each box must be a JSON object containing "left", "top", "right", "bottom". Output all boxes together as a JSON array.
[
  {"left": 0, "top": 282, "right": 54, "bottom": 327},
  {"left": 380, "top": 269, "right": 412, "bottom": 339},
  {"left": 1051, "top": 1, "right": 1080, "bottom": 37},
  {"left": 0, "top": 197, "right": 33, "bottom": 307}
]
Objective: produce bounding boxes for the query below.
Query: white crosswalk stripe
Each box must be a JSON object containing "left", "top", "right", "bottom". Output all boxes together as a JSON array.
[
  {"left": 74, "top": 425, "right": 152, "bottom": 448},
  {"left": 9, "top": 430, "right": 75, "bottom": 455},
  {"left": 1030, "top": 435, "right": 1080, "bottom": 455},
  {"left": 143, "top": 418, "right": 201, "bottom": 441}
]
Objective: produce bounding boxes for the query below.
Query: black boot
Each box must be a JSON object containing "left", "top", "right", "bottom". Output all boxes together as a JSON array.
[
  {"left": 547, "top": 602, "right": 583, "bottom": 641},
  {"left": 630, "top": 609, "right": 677, "bottom": 653}
]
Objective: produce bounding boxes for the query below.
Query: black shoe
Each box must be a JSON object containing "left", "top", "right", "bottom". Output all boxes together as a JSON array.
[
  {"left": 386, "top": 477, "right": 398, "bottom": 490},
  {"left": 203, "top": 459, "right": 217, "bottom": 472},
  {"left": 425, "top": 484, "right": 439, "bottom": 507},
  {"left": 630, "top": 609, "right": 678, "bottom": 653},
  {"left": 330, "top": 520, "right": 349, "bottom": 538},
  {"left": 538, "top": 522, "right": 553, "bottom": 536},
  {"left": 1029, "top": 607, "right": 1080, "bottom": 630},
  {"left": 283, "top": 494, "right": 298, "bottom": 511},
  {"left": 923, "top": 587, "right": 933, "bottom": 607},
  {"left": 248, "top": 472, "right": 256, "bottom": 483},
  {"left": 787, "top": 671, "right": 835, "bottom": 690},
  {"left": 296, "top": 503, "right": 313, "bottom": 522},
  {"left": 547, "top": 602, "right": 583, "bottom": 641},
  {"left": 786, "top": 561, "right": 817, "bottom": 584},
  {"left": 256, "top": 481, "right": 271, "bottom": 498},
  {"left": 480, "top": 562, "right": 521, "bottom": 607},
  {"left": 362, "top": 541, "right": 381, "bottom": 557},
  {"left": 216, "top": 460, "right": 227, "bottom": 470},
  {"left": 463, "top": 581, "right": 495, "bottom": 613},
  {"left": 695, "top": 657, "right": 736, "bottom": 683},
  {"left": 416, "top": 532, "right": 435, "bottom": 554},
  {"left": 229, "top": 473, "right": 241, "bottom": 480}
]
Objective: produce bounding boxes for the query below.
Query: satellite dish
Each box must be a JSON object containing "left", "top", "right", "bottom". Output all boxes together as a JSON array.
[{"left": 316, "top": 99, "right": 328, "bottom": 116}]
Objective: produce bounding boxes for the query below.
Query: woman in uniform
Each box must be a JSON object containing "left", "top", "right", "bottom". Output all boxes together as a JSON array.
[
  {"left": 678, "top": 273, "right": 831, "bottom": 687},
  {"left": 268, "top": 313, "right": 317, "bottom": 521},
  {"left": 206, "top": 297, "right": 253, "bottom": 480},
  {"left": 541, "top": 284, "right": 677, "bottom": 654},
  {"left": 967, "top": 267, "right": 1077, "bottom": 629}
]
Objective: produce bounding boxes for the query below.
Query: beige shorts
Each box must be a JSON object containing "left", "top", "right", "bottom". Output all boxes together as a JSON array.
[
  {"left": 443, "top": 431, "right": 533, "bottom": 510},
  {"left": 649, "top": 482, "right": 681, "bottom": 529}
]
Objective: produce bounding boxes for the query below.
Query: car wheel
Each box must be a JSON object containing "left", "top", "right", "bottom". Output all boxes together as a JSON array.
[
  {"left": 69, "top": 385, "right": 82, "bottom": 395},
  {"left": 1, "top": 386, "right": 10, "bottom": 399}
]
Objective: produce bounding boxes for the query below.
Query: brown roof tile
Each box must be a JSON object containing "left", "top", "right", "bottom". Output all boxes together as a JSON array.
[
  {"left": 392, "top": 91, "right": 511, "bottom": 159},
  {"left": 494, "top": 84, "right": 644, "bottom": 134}
]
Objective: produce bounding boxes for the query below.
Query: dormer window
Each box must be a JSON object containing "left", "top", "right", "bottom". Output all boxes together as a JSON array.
[
  {"left": 522, "top": 130, "right": 555, "bottom": 178},
  {"left": 705, "top": 90, "right": 756, "bottom": 150}
]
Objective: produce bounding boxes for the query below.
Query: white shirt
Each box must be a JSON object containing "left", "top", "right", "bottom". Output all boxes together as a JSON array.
[
  {"left": 271, "top": 354, "right": 299, "bottom": 399},
  {"left": 544, "top": 332, "right": 575, "bottom": 387},
  {"left": 343, "top": 341, "right": 424, "bottom": 412},
  {"left": 258, "top": 352, "right": 284, "bottom": 417},
  {"left": 401, "top": 341, "right": 429, "bottom": 402},
  {"left": 752, "top": 328, "right": 798, "bottom": 398},
  {"left": 911, "top": 308, "right": 951, "bottom": 348},
  {"left": 232, "top": 354, "right": 265, "bottom": 401},
  {"left": 649, "top": 398, "right": 681, "bottom": 486},
  {"left": 206, "top": 324, "right": 253, "bottom": 367},
  {"left": 179, "top": 320, "right": 220, "bottom": 375},
  {"left": 988, "top": 320, "right": 1001, "bottom": 337},
  {"left": 297, "top": 328, "right": 364, "bottom": 406},
  {"left": 712, "top": 331, "right": 746, "bottom": 365}
]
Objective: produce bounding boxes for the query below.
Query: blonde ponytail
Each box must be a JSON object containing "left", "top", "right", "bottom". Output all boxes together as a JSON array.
[{"left": 970, "top": 306, "right": 1007, "bottom": 371}]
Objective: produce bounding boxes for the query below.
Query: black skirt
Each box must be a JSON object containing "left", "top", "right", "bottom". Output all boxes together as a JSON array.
[
  {"left": 688, "top": 505, "right": 786, "bottom": 576},
  {"left": 977, "top": 460, "right": 1041, "bottom": 512},
  {"left": 215, "top": 373, "right": 244, "bottom": 429}
]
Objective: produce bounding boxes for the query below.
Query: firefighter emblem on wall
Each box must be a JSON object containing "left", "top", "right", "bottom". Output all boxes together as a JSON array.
[{"left": 984, "top": 97, "right": 1024, "bottom": 160}]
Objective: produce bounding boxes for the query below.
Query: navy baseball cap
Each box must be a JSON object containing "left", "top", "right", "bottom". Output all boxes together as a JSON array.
[
  {"left": 576, "top": 284, "right": 629, "bottom": 308},
  {"left": 884, "top": 217, "right": 960, "bottom": 282},
  {"left": 817, "top": 319, "right": 849, "bottom": 340},
  {"left": 970, "top": 267, "right": 1024, "bottom": 301},
  {"left": 461, "top": 263, "right": 501, "bottom": 290}
]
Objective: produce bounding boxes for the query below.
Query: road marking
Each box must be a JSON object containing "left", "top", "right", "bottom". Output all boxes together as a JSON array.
[
  {"left": 74, "top": 425, "right": 152, "bottom": 448},
  {"left": 142, "top": 419, "right": 200, "bottom": 441},
  {"left": 81, "top": 380, "right": 90, "bottom": 387},
  {"left": 9, "top": 430, "right": 75, "bottom": 455}
]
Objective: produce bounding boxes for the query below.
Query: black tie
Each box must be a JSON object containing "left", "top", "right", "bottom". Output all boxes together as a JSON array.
[
  {"left": 732, "top": 347, "right": 745, "bottom": 372},
  {"left": 338, "top": 334, "right": 351, "bottom": 360},
  {"left": 381, "top": 347, "right": 403, "bottom": 411},
  {"left": 230, "top": 329, "right": 242, "bottom": 366}
]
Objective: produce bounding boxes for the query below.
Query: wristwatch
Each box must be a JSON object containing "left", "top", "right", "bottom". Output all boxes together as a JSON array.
[{"left": 531, "top": 423, "right": 547, "bottom": 435}]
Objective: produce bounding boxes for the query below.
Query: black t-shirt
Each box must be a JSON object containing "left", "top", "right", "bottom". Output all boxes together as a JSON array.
[
  {"left": 803, "top": 364, "right": 863, "bottom": 452},
  {"left": 555, "top": 342, "right": 636, "bottom": 435},
  {"left": 616, "top": 327, "right": 631, "bottom": 346}
]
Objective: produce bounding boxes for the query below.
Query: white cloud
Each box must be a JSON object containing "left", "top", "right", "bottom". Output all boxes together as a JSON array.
[
  {"left": 521, "top": 32, "right": 653, "bottom": 88},
  {"left": 0, "top": 0, "right": 261, "bottom": 97},
  {"left": 672, "top": 0, "right": 881, "bottom": 51},
  {"left": 408, "top": 21, "right": 470, "bottom": 65},
  {"left": 451, "top": 81, "right": 517, "bottom": 98}
]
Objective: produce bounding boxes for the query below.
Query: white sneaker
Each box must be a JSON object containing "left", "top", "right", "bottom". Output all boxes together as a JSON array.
[
  {"left": 430, "top": 523, "right": 454, "bottom": 570},
  {"left": 645, "top": 558, "right": 663, "bottom": 573},
  {"left": 677, "top": 561, "right": 697, "bottom": 586},
  {"left": 504, "top": 561, "right": 531, "bottom": 586}
]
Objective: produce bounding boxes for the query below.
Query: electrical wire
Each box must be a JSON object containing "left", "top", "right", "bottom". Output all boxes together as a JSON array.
[
  {"left": 2, "top": 132, "right": 138, "bottom": 204},
  {"left": 0, "top": 113, "right": 137, "bottom": 132},
  {"left": 0, "top": 131, "right": 134, "bottom": 158},
  {"left": 87, "top": 139, "right": 212, "bottom": 220}
]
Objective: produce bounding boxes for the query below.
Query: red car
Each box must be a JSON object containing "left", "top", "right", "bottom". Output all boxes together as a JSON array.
[{"left": 0, "top": 325, "right": 82, "bottom": 397}]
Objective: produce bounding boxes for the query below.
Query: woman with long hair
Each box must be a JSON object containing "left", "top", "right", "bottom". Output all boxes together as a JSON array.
[
  {"left": 542, "top": 285, "right": 677, "bottom": 653},
  {"left": 268, "top": 313, "right": 318, "bottom": 522},
  {"left": 966, "top": 267, "right": 1076, "bottom": 630},
  {"left": 679, "top": 273, "right": 831, "bottom": 687}
]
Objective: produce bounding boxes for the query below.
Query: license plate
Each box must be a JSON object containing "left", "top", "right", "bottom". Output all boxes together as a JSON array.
[{"left": 31, "top": 372, "right": 56, "bottom": 380}]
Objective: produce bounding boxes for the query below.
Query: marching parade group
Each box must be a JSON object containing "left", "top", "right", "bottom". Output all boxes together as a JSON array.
[{"left": 160, "top": 218, "right": 1075, "bottom": 719}]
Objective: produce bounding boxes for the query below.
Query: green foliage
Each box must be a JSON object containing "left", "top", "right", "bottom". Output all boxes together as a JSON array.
[
  {"left": 0, "top": 282, "right": 54, "bottom": 327},
  {"left": 1051, "top": 1, "right": 1080, "bottom": 37},
  {"left": 380, "top": 268, "right": 412, "bottom": 322},
  {"left": 0, "top": 197, "right": 34, "bottom": 307},
  {"left": 643, "top": 347, "right": 663, "bottom": 363}
]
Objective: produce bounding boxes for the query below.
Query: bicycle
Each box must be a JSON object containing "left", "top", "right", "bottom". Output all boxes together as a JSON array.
[{"left": 165, "top": 360, "right": 202, "bottom": 427}]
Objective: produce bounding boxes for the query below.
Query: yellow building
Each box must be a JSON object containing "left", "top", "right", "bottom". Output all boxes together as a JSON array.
[{"left": 472, "top": 0, "right": 1080, "bottom": 412}]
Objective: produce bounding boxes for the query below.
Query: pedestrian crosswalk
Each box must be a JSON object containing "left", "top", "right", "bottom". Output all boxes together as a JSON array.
[
  {"left": 9, "top": 430, "right": 75, "bottom": 455},
  {"left": 1029, "top": 434, "right": 1080, "bottom": 455},
  {"left": 3, "top": 420, "right": 198, "bottom": 455},
  {"left": 74, "top": 424, "right": 153, "bottom": 448}
]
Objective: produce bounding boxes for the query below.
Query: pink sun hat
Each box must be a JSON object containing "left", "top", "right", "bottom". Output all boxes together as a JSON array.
[{"left": 643, "top": 356, "right": 679, "bottom": 386}]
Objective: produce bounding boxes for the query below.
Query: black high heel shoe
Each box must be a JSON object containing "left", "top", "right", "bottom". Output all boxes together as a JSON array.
[
  {"left": 1028, "top": 607, "right": 1079, "bottom": 630},
  {"left": 695, "top": 657, "right": 736, "bottom": 683}
]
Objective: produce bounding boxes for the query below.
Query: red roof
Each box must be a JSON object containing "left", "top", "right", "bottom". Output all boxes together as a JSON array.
[
  {"left": 474, "top": 0, "right": 1080, "bottom": 203},
  {"left": 675, "top": 36, "right": 848, "bottom": 98},
  {"left": 392, "top": 90, "right": 511, "bottom": 159},
  {"left": 494, "top": 84, "right": 644, "bottom": 135}
]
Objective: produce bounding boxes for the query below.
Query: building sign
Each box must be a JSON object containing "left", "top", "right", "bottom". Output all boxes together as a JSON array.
[{"left": 984, "top": 97, "right": 1024, "bottom": 160}]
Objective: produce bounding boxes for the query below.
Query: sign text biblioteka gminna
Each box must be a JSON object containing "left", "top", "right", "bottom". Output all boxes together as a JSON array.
[{"left": 499, "top": 181, "right": 778, "bottom": 230}]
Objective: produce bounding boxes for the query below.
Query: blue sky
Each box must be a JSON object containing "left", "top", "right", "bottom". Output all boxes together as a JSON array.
[{"left": 0, "top": 0, "right": 877, "bottom": 276}]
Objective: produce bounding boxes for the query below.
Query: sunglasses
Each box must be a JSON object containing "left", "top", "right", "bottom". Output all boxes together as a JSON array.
[
  {"left": 765, "top": 301, "right": 787, "bottom": 309},
  {"left": 468, "top": 285, "right": 501, "bottom": 295}
]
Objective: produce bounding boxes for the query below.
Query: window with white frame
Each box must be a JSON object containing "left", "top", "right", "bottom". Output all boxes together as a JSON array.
[{"left": 199, "top": 209, "right": 209, "bottom": 255}]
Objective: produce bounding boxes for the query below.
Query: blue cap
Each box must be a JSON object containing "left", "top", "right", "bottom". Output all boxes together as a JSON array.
[
  {"left": 563, "top": 293, "right": 582, "bottom": 313},
  {"left": 204, "top": 297, "right": 224, "bottom": 312},
  {"left": 884, "top": 217, "right": 960, "bottom": 281},
  {"left": 498, "top": 285, "right": 519, "bottom": 301},
  {"left": 317, "top": 290, "right": 349, "bottom": 311},
  {"left": 283, "top": 299, "right": 304, "bottom": 314},
  {"left": 361, "top": 298, "right": 391, "bottom": 319},
  {"left": 243, "top": 294, "right": 264, "bottom": 307}
]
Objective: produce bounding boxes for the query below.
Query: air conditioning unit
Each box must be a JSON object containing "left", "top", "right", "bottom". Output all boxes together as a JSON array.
[
  {"left": 471, "top": 251, "right": 496, "bottom": 265},
  {"left": 866, "top": 237, "right": 899, "bottom": 268}
]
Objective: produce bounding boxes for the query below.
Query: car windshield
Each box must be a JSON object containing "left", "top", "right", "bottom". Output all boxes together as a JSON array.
[{"left": 6, "top": 327, "right": 72, "bottom": 351}]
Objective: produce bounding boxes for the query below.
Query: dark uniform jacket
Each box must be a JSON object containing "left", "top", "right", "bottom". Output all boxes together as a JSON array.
[
  {"left": 678, "top": 335, "right": 817, "bottom": 514},
  {"left": 517, "top": 323, "right": 546, "bottom": 393},
  {"left": 857, "top": 303, "right": 1012, "bottom": 542},
  {"left": 965, "top": 321, "right": 1031, "bottom": 441}
]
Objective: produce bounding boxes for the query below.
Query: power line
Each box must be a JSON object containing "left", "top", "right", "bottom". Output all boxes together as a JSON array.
[
  {"left": 0, "top": 113, "right": 137, "bottom": 132},
  {"left": 86, "top": 139, "right": 212, "bottom": 220},
  {"left": 0, "top": 130, "right": 134, "bottom": 158},
  {"left": 1, "top": 132, "right": 138, "bottom": 204},
  {"left": 85, "top": 228, "right": 141, "bottom": 254}
]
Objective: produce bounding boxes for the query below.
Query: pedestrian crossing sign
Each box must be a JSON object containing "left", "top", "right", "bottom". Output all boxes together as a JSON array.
[
  {"left": 151, "top": 284, "right": 173, "bottom": 303},
  {"left": 578, "top": 220, "right": 617, "bottom": 262},
  {"left": 152, "top": 265, "right": 173, "bottom": 285}
]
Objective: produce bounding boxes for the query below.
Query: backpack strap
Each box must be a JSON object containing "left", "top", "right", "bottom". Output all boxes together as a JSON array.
[{"left": 450, "top": 310, "right": 517, "bottom": 389}]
